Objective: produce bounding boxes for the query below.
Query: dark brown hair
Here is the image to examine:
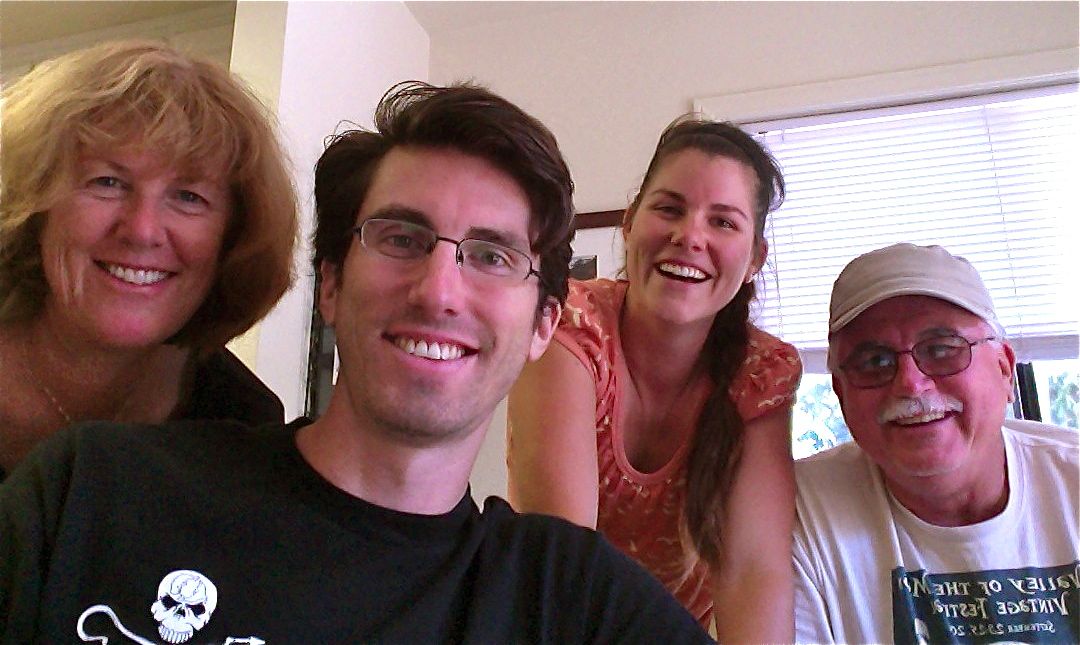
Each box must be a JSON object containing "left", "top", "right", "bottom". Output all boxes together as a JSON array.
[
  {"left": 312, "top": 81, "right": 575, "bottom": 307},
  {"left": 628, "top": 115, "right": 785, "bottom": 569}
]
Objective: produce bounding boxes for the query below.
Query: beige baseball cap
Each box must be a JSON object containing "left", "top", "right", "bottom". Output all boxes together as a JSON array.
[{"left": 829, "top": 243, "right": 1004, "bottom": 336}]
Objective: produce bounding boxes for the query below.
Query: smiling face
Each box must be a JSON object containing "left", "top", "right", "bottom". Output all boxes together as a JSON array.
[
  {"left": 37, "top": 147, "right": 231, "bottom": 351},
  {"left": 318, "top": 146, "right": 558, "bottom": 444},
  {"left": 831, "top": 295, "right": 1016, "bottom": 496},
  {"left": 623, "top": 148, "right": 763, "bottom": 330}
]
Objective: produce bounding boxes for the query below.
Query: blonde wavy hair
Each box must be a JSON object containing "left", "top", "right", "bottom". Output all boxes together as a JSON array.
[{"left": 0, "top": 39, "right": 298, "bottom": 353}]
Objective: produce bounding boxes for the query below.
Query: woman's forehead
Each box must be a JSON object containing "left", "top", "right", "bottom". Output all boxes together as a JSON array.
[{"left": 77, "top": 140, "right": 230, "bottom": 180}]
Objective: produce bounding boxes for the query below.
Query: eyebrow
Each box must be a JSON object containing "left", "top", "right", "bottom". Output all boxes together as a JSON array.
[
  {"left": 466, "top": 227, "right": 530, "bottom": 252},
  {"left": 647, "top": 188, "right": 750, "bottom": 221},
  {"left": 88, "top": 157, "right": 216, "bottom": 187},
  {"left": 848, "top": 340, "right": 893, "bottom": 354},
  {"left": 918, "top": 326, "right": 964, "bottom": 340},
  {"left": 82, "top": 158, "right": 132, "bottom": 175},
  {"left": 365, "top": 205, "right": 532, "bottom": 251},
  {"left": 850, "top": 327, "right": 967, "bottom": 352},
  {"left": 103, "top": 160, "right": 129, "bottom": 173},
  {"left": 367, "top": 205, "right": 431, "bottom": 227}
]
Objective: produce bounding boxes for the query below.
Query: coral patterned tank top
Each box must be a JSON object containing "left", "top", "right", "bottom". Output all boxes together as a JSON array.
[{"left": 553, "top": 278, "right": 802, "bottom": 625}]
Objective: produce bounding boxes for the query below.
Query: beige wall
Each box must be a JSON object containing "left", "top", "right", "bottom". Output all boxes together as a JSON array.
[
  {"left": 0, "top": 4, "right": 235, "bottom": 81},
  {"left": 233, "top": 1, "right": 430, "bottom": 420},
  {"left": 426, "top": 1, "right": 1078, "bottom": 213},
  {"left": 421, "top": 0, "right": 1080, "bottom": 501}
]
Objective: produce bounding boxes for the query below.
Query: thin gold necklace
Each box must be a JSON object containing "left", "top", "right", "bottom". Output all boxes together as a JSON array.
[
  {"left": 20, "top": 338, "right": 140, "bottom": 425},
  {"left": 22, "top": 340, "right": 73, "bottom": 424}
]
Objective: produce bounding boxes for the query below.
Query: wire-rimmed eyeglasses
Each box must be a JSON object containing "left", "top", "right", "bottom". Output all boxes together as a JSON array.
[
  {"left": 352, "top": 218, "right": 541, "bottom": 282},
  {"left": 838, "top": 334, "right": 998, "bottom": 389}
]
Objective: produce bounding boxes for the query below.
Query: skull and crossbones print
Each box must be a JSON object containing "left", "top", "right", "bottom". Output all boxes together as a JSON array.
[
  {"left": 149, "top": 570, "right": 218, "bottom": 643},
  {"left": 75, "top": 569, "right": 264, "bottom": 644}
]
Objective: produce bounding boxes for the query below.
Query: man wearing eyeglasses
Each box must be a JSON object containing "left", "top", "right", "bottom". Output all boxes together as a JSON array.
[
  {"left": 0, "top": 82, "right": 710, "bottom": 642},
  {"left": 793, "top": 243, "right": 1079, "bottom": 644}
]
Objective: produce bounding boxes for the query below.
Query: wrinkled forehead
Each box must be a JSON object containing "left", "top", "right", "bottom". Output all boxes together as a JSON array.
[
  {"left": 365, "top": 145, "right": 535, "bottom": 244},
  {"left": 76, "top": 139, "right": 230, "bottom": 185}
]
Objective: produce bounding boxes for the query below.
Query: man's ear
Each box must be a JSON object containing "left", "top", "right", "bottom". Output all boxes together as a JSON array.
[
  {"left": 528, "top": 297, "right": 561, "bottom": 361},
  {"left": 997, "top": 339, "right": 1018, "bottom": 402},
  {"left": 831, "top": 373, "right": 845, "bottom": 409},
  {"left": 745, "top": 238, "right": 768, "bottom": 284},
  {"left": 318, "top": 260, "right": 341, "bottom": 327}
]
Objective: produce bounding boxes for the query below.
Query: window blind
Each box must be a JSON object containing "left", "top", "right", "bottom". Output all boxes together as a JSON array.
[{"left": 743, "top": 85, "right": 1079, "bottom": 372}]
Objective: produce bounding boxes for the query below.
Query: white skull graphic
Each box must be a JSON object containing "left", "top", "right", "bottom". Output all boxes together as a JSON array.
[{"left": 150, "top": 570, "right": 219, "bottom": 644}]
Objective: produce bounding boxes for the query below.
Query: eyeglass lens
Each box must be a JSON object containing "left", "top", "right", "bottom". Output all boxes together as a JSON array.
[
  {"left": 841, "top": 335, "right": 980, "bottom": 388},
  {"left": 357, "top": 218, "right": 533, "bottom": 280}
]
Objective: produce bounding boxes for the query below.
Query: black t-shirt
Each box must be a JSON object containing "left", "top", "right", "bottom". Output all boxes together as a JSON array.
[
  {"left": 180, "top": 349, "right": 285, "bottom": 425},
  {"left": 1, "top": 419, "right": 711, "bottom": 643}
]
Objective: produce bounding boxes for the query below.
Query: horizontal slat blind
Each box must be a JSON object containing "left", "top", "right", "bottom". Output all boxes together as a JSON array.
[{"left": 744, "top": 86, "right": 1079, "bottom": 370}]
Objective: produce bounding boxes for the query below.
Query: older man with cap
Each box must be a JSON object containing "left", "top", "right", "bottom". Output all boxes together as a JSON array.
[{"left": 793, "top": 243, "right": 1079, "bottom": 644}]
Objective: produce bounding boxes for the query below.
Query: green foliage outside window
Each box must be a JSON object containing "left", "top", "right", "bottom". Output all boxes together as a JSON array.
[
  {"left": 1046, "top": 369, "right": 1079, "bottom": 429},
  {"left": 792, "top": 376, "right": 851, "bottom": 459}
]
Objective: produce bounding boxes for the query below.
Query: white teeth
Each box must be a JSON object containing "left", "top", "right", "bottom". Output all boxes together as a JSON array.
[
  {"left": 395, "top": 337, "right": 465, "bottom": 361},
  {"left": 893, "top": 411, "right": 948, "bottom": 425},
  {"left": 658, "top": 262, "right": 707, "bottom": 280},
  {"left": 105, "top": 264, "right": 169, "bottom": 286}
]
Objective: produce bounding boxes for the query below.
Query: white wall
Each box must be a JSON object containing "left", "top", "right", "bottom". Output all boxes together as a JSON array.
[
  {"left": 422, "top": 0, "right": 1080, "bottom": 502},
  {"left": 231, "top": 1, "right": 430, "bottom": 421},
  {"left": 426, "top": 1, "right": 1079, "bottom": 213}
]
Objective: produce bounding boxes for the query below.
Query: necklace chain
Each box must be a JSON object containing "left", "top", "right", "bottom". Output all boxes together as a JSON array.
[
  {"left": 20, "top": 337, "right": 140, "bottom": 425},
  {"left": 21, "top": 340, "right": 73, "bottom": 424}
]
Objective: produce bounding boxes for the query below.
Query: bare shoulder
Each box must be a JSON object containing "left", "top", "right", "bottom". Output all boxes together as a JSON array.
[
  {"left": 509, "top": 340, "right": 597, "bottom": 437},
  {"left": 507, "top": 341, "right": 600, "bottom": 526}
]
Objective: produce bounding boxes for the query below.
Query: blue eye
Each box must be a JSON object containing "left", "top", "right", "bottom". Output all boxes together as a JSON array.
[
  {"left": 176, "top": 189, "right": 207, "bottom": 204},
  {"left": 86, "top": 176, "right": 126, "bottom": 197}
]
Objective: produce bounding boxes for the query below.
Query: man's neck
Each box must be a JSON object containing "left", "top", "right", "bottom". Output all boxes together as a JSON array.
[
  {"left": 883, "top": 444, "right": 1010, "bottom": 527},
  {"left": 295, "top": 397, "right": 486, "bottom": 515}
]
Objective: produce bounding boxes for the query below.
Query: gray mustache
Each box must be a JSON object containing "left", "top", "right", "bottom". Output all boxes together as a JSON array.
[{"left": 877, "top": 394, "right": 964, "bottom": 424}]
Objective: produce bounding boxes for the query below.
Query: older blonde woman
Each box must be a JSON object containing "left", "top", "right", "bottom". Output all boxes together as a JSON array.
[{"left": 0, "top": 40, "right": 298, "bottom": 478}]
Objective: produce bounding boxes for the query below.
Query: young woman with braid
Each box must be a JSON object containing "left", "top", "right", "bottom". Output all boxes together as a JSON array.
[{"left": 508, "top": 116, "right": 802, "bottom": 641}]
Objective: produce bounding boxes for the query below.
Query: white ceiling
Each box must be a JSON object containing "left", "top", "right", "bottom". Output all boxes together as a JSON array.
[
  {"left": 0, "top": 1, "right": 232, "bottom": 49},
  {"left": 0, "top": 1, "right": 590, "bottom": 53},
  {"left": 404, "top": 1, "right": 597, "bottom": 36}
]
